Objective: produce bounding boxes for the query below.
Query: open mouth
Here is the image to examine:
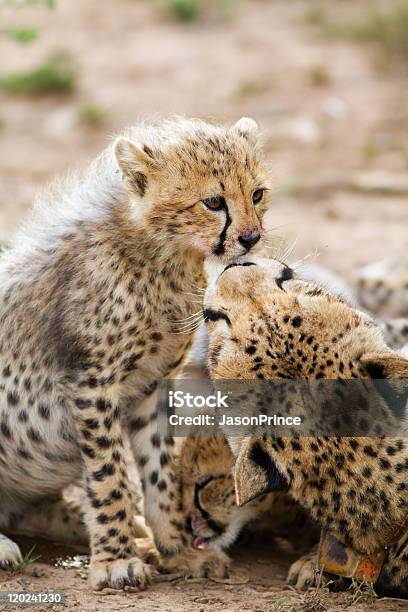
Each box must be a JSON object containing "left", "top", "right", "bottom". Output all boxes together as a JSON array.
[
  {"left": 192, "top": 535, "right": 206, "bottom": 549},
  {"left": 222, "top": 261, "right": 256, "bottom": 274},
  {"left": 190, "top": 516, "right": 215, "bottom": 549},
  {"left": 186, "top": 516, "right": 212, "bottom": 549}
]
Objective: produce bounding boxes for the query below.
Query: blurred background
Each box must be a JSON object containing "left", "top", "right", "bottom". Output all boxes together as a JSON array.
[{"left": 1, "top": 0, "right": 408, "bottom": 274}]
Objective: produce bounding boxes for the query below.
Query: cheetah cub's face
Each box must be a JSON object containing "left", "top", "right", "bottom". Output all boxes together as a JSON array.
[
  {"left": 204, "top": 257, "right": 407, "bottom": 381},
  {"left": 180, "top": 435, "right": 269, "bottom": 551},
  {"left": 114, "top": 118, "right": 270, "bottom": 262}
]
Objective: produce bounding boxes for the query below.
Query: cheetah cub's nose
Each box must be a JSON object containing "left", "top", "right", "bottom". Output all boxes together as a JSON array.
[{"left": 238, "top": 230, "right": 261, "bottom": 250}]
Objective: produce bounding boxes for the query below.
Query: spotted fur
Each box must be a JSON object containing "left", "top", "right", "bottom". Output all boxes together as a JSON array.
[
  {"left": 204, "top": 258, "right": 408, "bottom": 598},
  {"left": 0, "top": 116, "right": 270, "bottom": 590}
]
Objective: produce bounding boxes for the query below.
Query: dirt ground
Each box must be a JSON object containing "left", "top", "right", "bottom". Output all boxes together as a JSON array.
[
  {"left": 0, "top": 537, "right": 408, "bottom": 612},
  {"left": 1, "top": 0, "right": 408, "bottom": 610},
  {"left": 1, "top": 534, "right": 407, "bottom": 612}
]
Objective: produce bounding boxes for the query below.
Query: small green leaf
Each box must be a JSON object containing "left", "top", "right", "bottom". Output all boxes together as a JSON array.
[
  {"left": 0, "top": 56, "right": 76, "bottom": 96},
  {"left": 14, "top": 545, "right": 41, "bottom": 572},
  {"left": 78, "top": 103, "right": 107, "bottom": 127},
  {"left": 167, "top": 0, "right": 200, "bottom": 22},
  {"left": 2, "top": 28, "right": 38, "bottom": 44}
]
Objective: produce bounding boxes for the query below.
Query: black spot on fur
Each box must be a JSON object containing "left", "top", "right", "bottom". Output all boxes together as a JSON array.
[
  {"left": 151, "top": 433, "right": 161, "bottom": 448},
  {"left": 18, "top": 410, "right": 28, "bottom": 423},
  {"left": 157, "top": 480, "right": 167, "bottom": 491},
  {"left": 80, "top": 444, "right": 96, "bottom": 459},
  {"left": 7, "top": 391, "right": 19, "bottom": 406},
  {"left": 123, "top": 352, "right": 143, "bottom": 372},
  {"left": 150, "top": 470, "right": 159, "bottom": 485},
  {"left": 96, "top": 436, "right": 111, "bottom": 449},
  {"left": 160, "top": 452, "right": 170, "bottom": 467},
  {"left": 93, "top": 463, "right": 115, "bottom": 481},
  {"left": 97, "top": 513, "right": 111, "bottom": 524},
  {"left": 130, "top": 417, "right": 147, "bottom": 432},
  {"left": 0, "top": 420, "right": 12, "bottom": 439}
]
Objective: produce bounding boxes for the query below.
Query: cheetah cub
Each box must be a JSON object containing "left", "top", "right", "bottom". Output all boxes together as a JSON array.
[
  {"left": 0, "top": 117, "right": 270, "bottom": 590},
  {"left": 204, "top": 258, "right": 408, "bottom": 597}
]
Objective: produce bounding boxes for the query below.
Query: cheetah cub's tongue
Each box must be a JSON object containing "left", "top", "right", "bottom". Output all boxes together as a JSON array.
[{"left": 192, "top": 536, "right": 205, "bottom": 549}]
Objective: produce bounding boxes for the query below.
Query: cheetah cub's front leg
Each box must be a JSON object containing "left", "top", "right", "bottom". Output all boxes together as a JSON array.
[
  {"left": 73, "top": 386, "right": 151, "bottom": 591},
  {"left": 129, "top": 392, "right": 230, "bottom": 579}
]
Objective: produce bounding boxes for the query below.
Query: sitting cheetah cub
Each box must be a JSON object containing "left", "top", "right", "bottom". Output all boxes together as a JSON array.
[{"left": 0, "top": 117, "right": 270, "bottom": 590}]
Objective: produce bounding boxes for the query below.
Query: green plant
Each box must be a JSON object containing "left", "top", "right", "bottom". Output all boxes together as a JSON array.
[
  {"left": 167, "top": 0, "right": 200, "bottom": 22},
  {"left": 165, "top": 0, "right": 239, "bottom": 22},
  {"left": 78, "top": 103, "right": 107, "bottom": 127},
  {"left": 1, "top": 0, "right": 55, "bottom": 7},
  {"left": 2, "top": 27, "right": 38, "bottom": 43},
  {"left": 0, "top": 55, "right": 76, "bottom": 96},
  {"left": 14, "top": 546, "right": 41, "bottom": 572}
]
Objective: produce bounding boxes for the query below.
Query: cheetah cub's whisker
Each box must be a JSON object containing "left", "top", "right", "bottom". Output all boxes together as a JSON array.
[{"left": 0, "top": 116, "right": 270, "bottom": 591}]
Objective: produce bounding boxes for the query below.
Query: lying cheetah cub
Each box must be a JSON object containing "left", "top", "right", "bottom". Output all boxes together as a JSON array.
[
  {"left": 179, "top": 434, "right": 318, "bottom": 553},
  {"left": 204, "top": 258, "right": 408, "bottom": 597},
  {"left": 0, "top": 117, "right": 270, "bottom": 590}
]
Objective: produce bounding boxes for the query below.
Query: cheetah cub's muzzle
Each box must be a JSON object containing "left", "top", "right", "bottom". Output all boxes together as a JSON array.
[{"left": 203, "top": 257, "right": 296, "bottom": 334}]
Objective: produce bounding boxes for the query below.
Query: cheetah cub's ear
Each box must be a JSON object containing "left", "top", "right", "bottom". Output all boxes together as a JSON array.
[
  {"left": 114, "top": 137, "right": 162, "bottom": 198},
  {"left": 362, "top": 351, "right": 408, "bottom": 423},
  {"left": 361, "top": 351, "right": 408, "bottom": 379},
  {"left": 234, "top": 437, "right": 289, "bottom": 507},
  {"left": 231, "top": 117, "right": 260, "bottom": 146}
]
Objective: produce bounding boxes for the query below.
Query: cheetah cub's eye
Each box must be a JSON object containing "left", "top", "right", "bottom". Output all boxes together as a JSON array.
[
  {"left": 252, "top": 189, "right": 264, "bottom": 205},
  {"left": 202, "top": 195, "right": 226, "bottom": 211}
]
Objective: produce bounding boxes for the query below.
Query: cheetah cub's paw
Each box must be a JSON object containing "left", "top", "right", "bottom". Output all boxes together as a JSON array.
[
  {"left": 162, "top": 547, "right": 230, "bottom": 579},
  {"left": 287, "top": 551, "right": 318, "bottom": 590},
  {"left": 89, "top": 557, "right": 152, "bottom": 591},
  {"left": 0, "top": 534, "right": 22, "bottom": 571},
  {"left": 134, "top": 537, "right": 162, "bottom": 569}
]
